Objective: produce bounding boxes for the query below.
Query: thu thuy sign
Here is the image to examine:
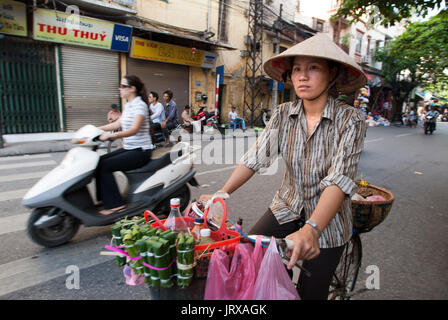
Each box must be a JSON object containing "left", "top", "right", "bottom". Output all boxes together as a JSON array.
[{"left": 33, "top": 8, "right": 132, "bottom": 52}]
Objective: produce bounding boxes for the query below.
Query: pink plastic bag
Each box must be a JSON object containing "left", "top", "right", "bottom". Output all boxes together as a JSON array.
[
  {"left": 123, "top": 265, "right": 145, "bottom": 286},
  {"left": 204, "top": 237, "right": 264, "bottom": 300},
  {"left": 253, "top": 237, "right": 300, "bottom": 300}
]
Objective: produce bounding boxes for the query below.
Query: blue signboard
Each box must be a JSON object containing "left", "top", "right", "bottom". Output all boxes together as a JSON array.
[
  {"left": 216, "top": 65, "right": 224, "bottom": 85},
  {"left": 111, "top": 24, "right": 133, "bottom": 52},
  {"left": 269, "top": 79, "right": 284, "bottom": 92}
]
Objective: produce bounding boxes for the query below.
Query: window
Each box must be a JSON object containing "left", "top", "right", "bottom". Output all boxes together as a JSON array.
[
  {"left": 316, "top": 21, "right": 324, "bottom": 32},
  {"left": 272, "top": 45, "right": 287, "bottom": 54},
  {"left": 355, "top": 31, "right": 363, "bottom": 54},
  {"left": 313, "top": 18, "right": 325, "bottom": 32},
  {"left": 218, "top": 0, "right": 229, "bottom": 42}
]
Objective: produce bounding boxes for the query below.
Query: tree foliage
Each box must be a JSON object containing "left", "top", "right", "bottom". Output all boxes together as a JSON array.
[
  {"left": 333, "top": 0, "right": 447, "bottom": 26},
  {"left": 375, "top": 15, "right": 448, "bottom": 88},
  {"left": 373, "top": 14, "right": 448, "bottom": 115}
]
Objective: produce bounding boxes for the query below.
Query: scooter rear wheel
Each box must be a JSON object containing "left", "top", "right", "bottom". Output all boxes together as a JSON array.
[
  {"left": 153, "top": 185, "right": 191, "bottom": 217},
  {"left": 27, "top": 207, "right": 80, "bottom": 248}
]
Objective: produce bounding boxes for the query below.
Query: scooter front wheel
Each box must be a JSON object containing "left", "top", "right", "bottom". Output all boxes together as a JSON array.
[{"left": 27, "top": 207, "right": 80, "bottom": 248}]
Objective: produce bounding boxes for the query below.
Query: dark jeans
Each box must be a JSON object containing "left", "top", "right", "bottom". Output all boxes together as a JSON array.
[
  {"left": 249, "top": 208, "right": 345, "bottom": 300},
  {"left": 95, "top": 148, "right": 151, "bottom": 209},
  {"left": 162, "top": 120, "right": 178, "bottom": 139}
]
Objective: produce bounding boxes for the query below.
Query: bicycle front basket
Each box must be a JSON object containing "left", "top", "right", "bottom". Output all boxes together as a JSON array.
[{"left": 351, "top": 181, "right": 394, "bottom": 232}]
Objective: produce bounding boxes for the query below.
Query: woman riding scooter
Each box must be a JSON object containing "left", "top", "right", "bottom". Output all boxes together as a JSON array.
[{"left": 96, "top": 75, "right": 154, "bottom": 215}]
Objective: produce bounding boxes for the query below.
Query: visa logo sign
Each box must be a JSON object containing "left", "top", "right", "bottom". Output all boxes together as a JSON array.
[{"left": 115, "top": 35, "right": 129, "bottom": 42}]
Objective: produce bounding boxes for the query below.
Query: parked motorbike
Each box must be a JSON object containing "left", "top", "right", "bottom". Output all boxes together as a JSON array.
[
  {"left": 441, "top": 113, "right": 448, "bottom": 122},
  {"left": 192, "top": 107, "right": 207, "bottom": 126},
  {"left": 23, "top": 125, "right": 201, "bottom": 247},
  {"left": 424, "top": 115, "right": 436, "bottom": 134},
  {"left": 204, "top": 110, "right": 220, "bottom": 134},
  {"left": 191, "top": 107, "right": 219, "bottom": 134},
  {"left": 262, "top": 108, "right": 272, "bottom": 127}
]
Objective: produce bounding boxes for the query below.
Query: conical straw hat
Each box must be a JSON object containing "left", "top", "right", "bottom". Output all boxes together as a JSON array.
[{"left": 264, "top": 33, "right": 367, "bottom": 93}]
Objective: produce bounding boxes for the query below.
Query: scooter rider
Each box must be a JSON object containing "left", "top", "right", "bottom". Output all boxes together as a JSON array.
[
  {"left": 425, "top": 104, "right": 440, "bottom": 131},
  {"left": 96, "top": 75, "right": 154, "bottom": 215},
  {"left": 200, "top": 33, "right": 367, "bottom": 300}
]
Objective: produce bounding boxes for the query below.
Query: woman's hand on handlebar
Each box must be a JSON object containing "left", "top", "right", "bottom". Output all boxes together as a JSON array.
[
  {"left": 199, "top": 190, "right": 230, "bottom": 204},
  {"left": 99, "top": 133, "right": 115, "bottom": 142},
  {"left": 285, "top": 225, "right": 320, "bottom": 269},
  {"left": 199, "top": 194, "right": 213, "bottom": 203}
]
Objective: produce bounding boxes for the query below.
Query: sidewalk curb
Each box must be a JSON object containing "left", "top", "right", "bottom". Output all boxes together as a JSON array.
[{"left": 0, "top": 131, "right": 261, "bottom": 157}]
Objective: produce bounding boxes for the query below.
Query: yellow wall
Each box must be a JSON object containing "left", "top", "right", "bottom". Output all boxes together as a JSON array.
[
  {"left": 134, "top": 0, "right": 297, "bottom": 125},
  {"left": 137, "top": 0, "right": 219, "bottom": 34},
  {"left": 189, "top": 67, "right": 216, "bottom": 115}
]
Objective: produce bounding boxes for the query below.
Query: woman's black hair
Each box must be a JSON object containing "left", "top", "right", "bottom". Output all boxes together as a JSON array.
[
  {"left": 124, "top": 75, "right": 152, "bottom": 115},
  {"left": 150, "top": 91, "right": 159, "bottom": 101},
  {"left": 124, "top": 75, "right": 149, "bottom": 105}
]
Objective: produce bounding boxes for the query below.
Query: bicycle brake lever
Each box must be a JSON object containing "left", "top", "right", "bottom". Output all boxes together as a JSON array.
[
  {"left": 247, "top": 236, "right": 312, "bottom": 278},
  {"left": 276, "top": 238, "right": 312, "bottom": 278}
]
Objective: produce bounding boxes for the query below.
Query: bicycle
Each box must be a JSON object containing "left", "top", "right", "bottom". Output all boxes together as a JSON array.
[
  {"left": 328, "top": 181, "right": 394, "bottom": 300},
  {"left": 327, "top": 229, "right": 363, "bottom": 300}
]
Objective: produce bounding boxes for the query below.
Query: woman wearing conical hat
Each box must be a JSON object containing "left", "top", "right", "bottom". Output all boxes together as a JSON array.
[{"left": 200, "top": 34, "right": 367, "bottom": 300}]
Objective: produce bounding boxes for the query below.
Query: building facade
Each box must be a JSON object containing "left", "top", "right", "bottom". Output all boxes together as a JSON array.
[
  {"left": 295, "top": 0, "right": 406, "bottom": 116},
  {"left": 0, "top": 0, "right": 231, "bottom": 133}
]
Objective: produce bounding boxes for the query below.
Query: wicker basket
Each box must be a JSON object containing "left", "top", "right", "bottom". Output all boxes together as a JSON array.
[{"left": 351, "top": 181, "right": 394, "bottom": 232}]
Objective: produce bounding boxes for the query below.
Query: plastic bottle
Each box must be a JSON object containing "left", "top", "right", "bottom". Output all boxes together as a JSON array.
[
  {"left": 198, "top": 229, "right": 214, "bottom": 245},
  {"left": 191, "top": 218, "right": 204, "bottom": 242},
  {"left": 236, "top": 218, "right": 243, "bottom": 232},
  {"left": 163, "top": 198, "right": 189, "bottom": 233}
]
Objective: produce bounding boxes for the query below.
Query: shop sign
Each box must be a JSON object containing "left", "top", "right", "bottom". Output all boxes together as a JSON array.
[
  {"left": 130, "top": 37, "right": 217, "bottom": 69},
  {"left": 0, "top": 0, "right": 27, "bottom": 37},
  {"left": 33, "top": 8, "right": 132, "bottom": 52}
]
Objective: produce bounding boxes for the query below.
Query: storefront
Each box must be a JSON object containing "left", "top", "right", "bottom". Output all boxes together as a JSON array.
[
  {"left": 32, "top": 8, "right": 132, "bottom": 131},
  {"left": 0, "top": 0, "right": 61, "bottom": 134},
  {"left": 127, "top": 37, "right": 218, "bottom": 117},
  {"left": 60, "top": 45, "right": 121, "bottom": 130},
  {"left": 126, "top": 57, "right": 189, "bottom": 113}
]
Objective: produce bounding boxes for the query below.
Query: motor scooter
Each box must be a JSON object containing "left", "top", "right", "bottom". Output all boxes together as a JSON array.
[
  {"left": 423, "top": 115, "right": 436, "bottom": 134},
  {"left": 441, "top": 113, "right": 448, "bottom": 122},
  {"left": 22, "top": 125, "right": 201, "bottom": 247}
]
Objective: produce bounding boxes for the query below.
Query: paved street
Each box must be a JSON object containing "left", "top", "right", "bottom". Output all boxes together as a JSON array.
[{"left": 0, "top": 123, "right": 447, "bottom": 300}]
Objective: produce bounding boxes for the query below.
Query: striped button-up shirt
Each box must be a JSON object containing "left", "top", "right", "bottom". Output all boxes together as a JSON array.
[{"left": 241, "top": 96, "right": 366, "bottom": 248}]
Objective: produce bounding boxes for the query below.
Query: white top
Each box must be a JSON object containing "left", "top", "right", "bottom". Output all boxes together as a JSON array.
[
  {"left": 228, "top": 111, "right": 238, "bottom": 121},
  {"left": 120, "top": 96, "right": 154, "bottom": 150},
  {"left": 150, "top": 102, "right": 166, "bottom": 124}
]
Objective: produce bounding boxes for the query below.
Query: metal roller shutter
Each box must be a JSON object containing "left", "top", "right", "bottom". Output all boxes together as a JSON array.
[
  {"left": 126, "top": 58, "right": 189, "bottom": 117},
  {"left": 61, "top": 45, "right": 120, "bottom": 131}
]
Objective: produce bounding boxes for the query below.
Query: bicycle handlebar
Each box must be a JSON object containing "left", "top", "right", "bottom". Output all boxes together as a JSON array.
[{"left": 245, "top": 234, "right": 311, "bottom": 278}]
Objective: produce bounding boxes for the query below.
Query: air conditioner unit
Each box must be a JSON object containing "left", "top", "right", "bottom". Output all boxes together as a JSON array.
[
  {"left": 362, "top": 55, "right": 371, "bottom": 64},
  {"left": 244, "top": 35, "right": 252, "bottom": 46},
  {"left": 240, "top": 50, "right": 249, "bottom": 58}
]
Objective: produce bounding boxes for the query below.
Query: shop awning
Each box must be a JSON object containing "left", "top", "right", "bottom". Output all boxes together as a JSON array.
[
  {"left": 127, "top": 18, "right": 237, "bottom": 51},
  {"left": 415, "top": 91, "right": 426, "bottom": 99},
  {"left": 62, "top": 0, "right": 138, "bottom": 16}
]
